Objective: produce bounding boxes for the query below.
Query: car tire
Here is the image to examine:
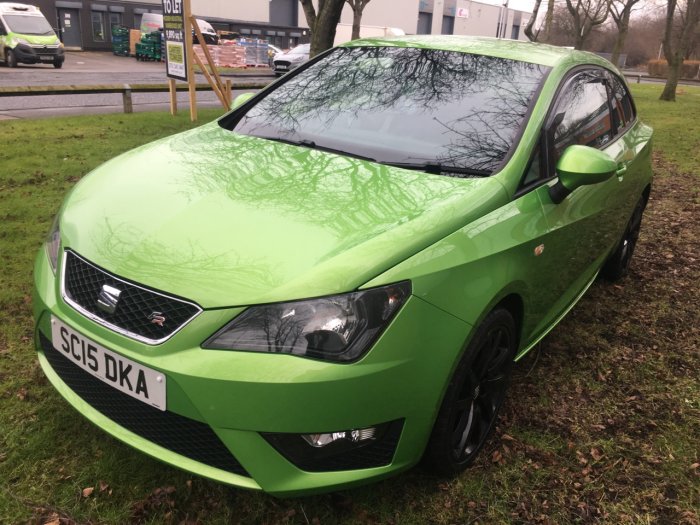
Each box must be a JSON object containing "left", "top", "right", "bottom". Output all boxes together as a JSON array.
[
  {"left": 423, "top": 308, "right": 516, "bottom": 476},
  {"left": 601, "top": 195, "right": 647, "bottom": 281},
  {"left": 53, "top": 60, "right": 63, "bottom": 69},
  {"left": 6, "top": 49, "right": 17, "bottom": 68}
]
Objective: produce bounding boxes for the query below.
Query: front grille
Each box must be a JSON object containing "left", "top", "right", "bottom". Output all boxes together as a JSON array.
[
  {"left": 30, "top": 46, "right": 60, "bottom": 56},
  {"left": 40, "top": 332, "right": 249, "bottom": 477},
  {"left": 62, "top": 250, "right": 201, "bottom": 344}
]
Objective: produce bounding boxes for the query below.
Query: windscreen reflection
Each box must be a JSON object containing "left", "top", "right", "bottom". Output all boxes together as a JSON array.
[{"left": 228, "top": 47, "right": 549, "bottom": 174}]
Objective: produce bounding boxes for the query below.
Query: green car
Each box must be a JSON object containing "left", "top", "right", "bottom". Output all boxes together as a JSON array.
[{"left": 33, "top": 36, "right": 652, "bottom": 496}]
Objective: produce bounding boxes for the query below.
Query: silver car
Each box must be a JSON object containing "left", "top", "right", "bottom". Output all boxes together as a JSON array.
[{"left": 273, "top": 43, "right": 310, "bottom": 76}]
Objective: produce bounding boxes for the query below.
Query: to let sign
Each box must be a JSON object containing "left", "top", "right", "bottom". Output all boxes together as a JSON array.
[{"left": 162, "top": 0, "right": 188, "bottom": 81}]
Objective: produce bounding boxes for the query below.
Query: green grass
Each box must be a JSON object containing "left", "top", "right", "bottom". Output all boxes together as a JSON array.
[
  {"left": 1, "top": 86, "right": 698, "bottom": 524},
  {"left": 631, "top": 84, "right": 700, "bottom": 173}
]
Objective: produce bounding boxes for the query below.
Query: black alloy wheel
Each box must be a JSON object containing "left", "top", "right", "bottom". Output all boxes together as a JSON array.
[
  {"left": 6, "top": 49, "right": 17, "bottom": 68},
  {"left": 424, "top": 308, "right": 516, "bottom": 475},
  {"left": 602, "top": 194, "right": 647, "bottom": 281}
]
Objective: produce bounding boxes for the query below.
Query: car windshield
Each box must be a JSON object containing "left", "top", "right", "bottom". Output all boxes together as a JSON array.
[
  {"left": 226, "top": 46, "right": 549, "bottom": 175},
  {"left": 4, "top": 14, "right": 54, "bottom": 35},
  {"left": 286, "top": 44, "right": 309, "bottom": 55}
]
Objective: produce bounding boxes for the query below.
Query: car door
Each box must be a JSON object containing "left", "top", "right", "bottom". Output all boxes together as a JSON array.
[
  {"left": 605, "top": 71, "right": 653, "bottom": 218},
  {"left": 523, "top": 67, "right": 635, "bottom": 340}
]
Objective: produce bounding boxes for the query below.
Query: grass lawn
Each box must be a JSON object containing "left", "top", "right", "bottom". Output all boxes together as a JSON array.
[{"left": 1, "top": 86, "right": 698, "bottom": 524}]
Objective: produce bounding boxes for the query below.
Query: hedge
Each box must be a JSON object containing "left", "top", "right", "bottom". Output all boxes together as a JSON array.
[{"left": 647, "top": 59, "right": 700, "bottom": 79}]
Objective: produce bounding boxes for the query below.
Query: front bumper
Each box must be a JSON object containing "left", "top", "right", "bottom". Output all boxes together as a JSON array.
[
  {"left": 14, "top": 43, "right": 64, "bottom": 64},
  {"left": 33, "top": 248, "right": 470, "bottom": 496}
]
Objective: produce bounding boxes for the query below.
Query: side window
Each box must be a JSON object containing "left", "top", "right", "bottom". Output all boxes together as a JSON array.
[
  {"left": 608, "top": 73, "right": 635, "bottom": 132},
  {"left": 522, "top": 143, "right": 543, "bottom": 187},
  {"left": 0, "top": 22, "right": 6, "bottom": 36},
  {"left": 550, "top": 70, "right": 613, "bottom": 163}
]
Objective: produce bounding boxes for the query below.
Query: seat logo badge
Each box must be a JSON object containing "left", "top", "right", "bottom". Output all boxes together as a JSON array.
[
  {"left": 148, "top": 312, "right": 166, "bottom": 326},
  {"left": 534, "top": 244, "right": 545, "bottom": 257},
  {"left": 96, "top": 284, "right": 122, "bottom": 314}
]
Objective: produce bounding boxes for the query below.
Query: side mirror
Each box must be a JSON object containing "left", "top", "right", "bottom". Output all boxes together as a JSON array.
[
  {"left": 549, "top": 145, "right": 617, "bottom": 204},
  {"left": 230, "top": 92, "right": 255, "bottom": 111}
]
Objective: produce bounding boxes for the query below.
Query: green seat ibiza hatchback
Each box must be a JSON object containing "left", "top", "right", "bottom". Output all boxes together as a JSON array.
[{"left": 33, "top": 36, "right": 652, "bottom": 496}]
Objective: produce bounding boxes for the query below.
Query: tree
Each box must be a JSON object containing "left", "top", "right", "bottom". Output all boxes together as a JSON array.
[
  {"left": 524, "top": 0, "right": 544, "bottom": 41},
  {"left": 345, "top": 0, "right": 372, "bottom": 40},
  {"left": 565, "top": 0, "right": 611, "bottom": 49},
  {"left": 300, "top": 0, "right": 347, "bottom": 57},
  {"left": 660, "top": 0, "right": 700, "bottom": 101},
  {"left": 543, "top": 0, "right": 557, "bottom": 41},
  {"left": 609, "top": 0, "right": 643, "bottom": 67}
]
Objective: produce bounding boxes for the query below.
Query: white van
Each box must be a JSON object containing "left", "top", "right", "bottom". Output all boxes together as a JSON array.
[
  {"left": 140, "top": 13, "right": 218, "bottom": 45},
  {"left": 0, "top": 2, "right": 64, "bottom": 68}
]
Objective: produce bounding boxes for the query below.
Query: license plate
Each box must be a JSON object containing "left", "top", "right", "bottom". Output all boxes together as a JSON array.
[
  {"left": 276, "top": 65, "right": 288, "bottom": 70},
  {"left": 51, "top": 316, "right": 166, "bottom": 411}
]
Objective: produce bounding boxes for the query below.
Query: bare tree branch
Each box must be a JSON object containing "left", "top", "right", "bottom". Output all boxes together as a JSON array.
[
  {"left": 565, "top": 0, "right": 611, "bottom": 49},
  {"left": 608, "top": 0, "right": 643, "bottom": 67},
  {"left": 525, "top": 0, "right": 544, "bottom": 41}
]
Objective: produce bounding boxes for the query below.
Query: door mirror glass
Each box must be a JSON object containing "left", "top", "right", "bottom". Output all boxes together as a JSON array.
[{"left": 549, "top": 145, "right": 616, "bottom": 203}]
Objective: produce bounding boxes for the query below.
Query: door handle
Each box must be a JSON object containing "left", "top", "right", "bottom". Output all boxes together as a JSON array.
[{"left": 616, "top": 164, "right": 627, "bottom": 179}]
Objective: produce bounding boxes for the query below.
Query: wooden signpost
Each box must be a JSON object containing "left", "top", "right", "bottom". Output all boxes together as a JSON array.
[{"left": 161, "top": 0, "right": 230, "bottom": 121}]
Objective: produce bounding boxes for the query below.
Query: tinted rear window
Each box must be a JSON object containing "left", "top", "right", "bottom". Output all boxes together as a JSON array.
[{"left": 226, "top": 46, "right": 550, "bottom": 174}]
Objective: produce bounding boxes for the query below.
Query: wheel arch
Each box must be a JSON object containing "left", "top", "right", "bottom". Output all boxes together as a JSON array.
[
  {"left": 467, "top": 285, "right": 527, "bottom": 353},
  {"left": 493, "top": 293, "right": 524, "bottom": 350},
  {"left": 428, "top": 285, "right": 526, "bottom": 421}
]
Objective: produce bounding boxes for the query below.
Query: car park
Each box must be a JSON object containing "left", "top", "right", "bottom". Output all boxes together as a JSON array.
[
  {"left": 272, "top": 42, "right": 309, "bottom": 75},
  {"left": 0, "top": 2, "right": 64, "bottom": 68},
  {"left": 34, "top": 35, "right": 652, "bottom": 496}
]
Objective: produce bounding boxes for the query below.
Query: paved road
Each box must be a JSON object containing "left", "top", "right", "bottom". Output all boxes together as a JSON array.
[{"left": 0, "top": 51, "right": 270, "bottom": 119}]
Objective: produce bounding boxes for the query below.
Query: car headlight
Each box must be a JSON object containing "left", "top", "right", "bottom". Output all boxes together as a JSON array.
[
  {"left": 14, "top": 37, "right": 29, "bottom": 45},
  {"left": 45, "top": 216, "right": 60, "bottom": 273},
  {"left": 203, "top": 281, "right": 411, "bottom": 363}
]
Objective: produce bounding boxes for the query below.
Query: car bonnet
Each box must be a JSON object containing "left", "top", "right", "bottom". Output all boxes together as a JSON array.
[{"left": 58, "top": 124, "right": 507, "bottom": 308}]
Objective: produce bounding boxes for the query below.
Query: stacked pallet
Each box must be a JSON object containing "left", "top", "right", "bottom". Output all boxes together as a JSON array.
[
  {"left": 111, "top": 25, "right": 130, "bottom": 56},
  {"left": 193, "top": 44, "right": 247, "bottom": 68},
  {"left": 135, "top": 31, "right": 162, "bottom": 61}
]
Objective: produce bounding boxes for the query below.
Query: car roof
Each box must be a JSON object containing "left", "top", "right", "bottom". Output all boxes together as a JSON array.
[
  {"left": 0, "top": 2, "right": 44, "bottom": 14},
  {"left": 340, "top": 35, "right": 610, "bottom": 69}
]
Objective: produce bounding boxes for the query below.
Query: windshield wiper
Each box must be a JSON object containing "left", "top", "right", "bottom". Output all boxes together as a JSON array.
[
  {"left": 254, "top": 135, "right": 376, "bottom": 163},
  {"left": 383, "top": 162, "right": 491, "bottom": 178}
]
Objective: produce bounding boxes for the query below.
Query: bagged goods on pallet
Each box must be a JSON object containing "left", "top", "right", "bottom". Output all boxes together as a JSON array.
[{"left": 193, "top": 44, "right": 247, "bottom": 68}]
